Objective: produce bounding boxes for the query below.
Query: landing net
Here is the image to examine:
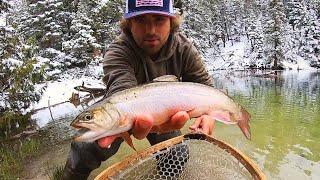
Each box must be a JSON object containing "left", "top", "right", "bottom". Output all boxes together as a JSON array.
[{"left": 95, "top": 133, "right": 266, "bottom": 180}]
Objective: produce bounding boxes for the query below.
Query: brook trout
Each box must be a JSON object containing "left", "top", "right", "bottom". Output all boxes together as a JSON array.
[{"left": 71, "top": 76, "right": 251, "bottom": 149}]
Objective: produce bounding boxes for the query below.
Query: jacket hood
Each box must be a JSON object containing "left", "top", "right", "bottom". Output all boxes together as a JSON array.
[{"left": 120, "top": 32, "right": 178, "bottom": 62}]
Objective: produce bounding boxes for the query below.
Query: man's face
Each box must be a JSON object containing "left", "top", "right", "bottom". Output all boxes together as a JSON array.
[{"left": 129, "top": 14, "right": 171, "bottom": 58}]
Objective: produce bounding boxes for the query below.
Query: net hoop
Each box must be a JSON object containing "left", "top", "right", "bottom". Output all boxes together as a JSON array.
[{"left": 95, "top": 133, "right": 266, "bottom": 180}]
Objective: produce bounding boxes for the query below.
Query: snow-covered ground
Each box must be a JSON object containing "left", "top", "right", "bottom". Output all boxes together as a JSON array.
[
  {"left": 205, "top": 37, "right": 249, "bottom": 71},
  {"left": 31, "top": 65, "right": 105, "bottom": 127}
]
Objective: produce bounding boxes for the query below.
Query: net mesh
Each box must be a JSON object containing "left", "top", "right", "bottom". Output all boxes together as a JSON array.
[{"left": 105, "top": 136, "right": 260, "bottom": 180}]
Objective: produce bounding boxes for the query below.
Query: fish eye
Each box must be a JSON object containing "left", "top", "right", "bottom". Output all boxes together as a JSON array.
[{"left": 83, "top": 113, "right": 92, "bottom": 121}]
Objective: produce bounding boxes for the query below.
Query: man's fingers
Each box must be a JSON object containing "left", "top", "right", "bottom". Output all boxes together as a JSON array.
[
  {"left": 189, "top": 117, "right": 202, "bottom": 130},
  {"left": 132, "top": 114, "right": 153, "bottom": 140},
  {"left": 97, "top": 134, "right": 120, "bottom": 148},
  {"left": 201, "top": 116, "right": 213, "bottom": 134},
  {"left": 98, "top": 114, "right": 154, "bottom": 148},
  {"left": 150, "top": 111, "right": 190, "bottom": 133},
  {"left": 171, "top": 111, "right": 190, "bottom": 129},
  {"left": 189, "top": 115, "right": 215, "bottom": 135}
]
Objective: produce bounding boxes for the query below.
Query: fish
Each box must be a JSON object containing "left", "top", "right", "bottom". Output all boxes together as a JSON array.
[{"left": 71, "top": 75, "right": 251, "bottom": 150}]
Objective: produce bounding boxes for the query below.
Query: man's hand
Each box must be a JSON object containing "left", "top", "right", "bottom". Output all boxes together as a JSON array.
[
  {"left": 189, "top": 115, "right": 215, "bottom": 135},
  {"left": 98, "top": 112, "right": 215, "bottom": 148}
]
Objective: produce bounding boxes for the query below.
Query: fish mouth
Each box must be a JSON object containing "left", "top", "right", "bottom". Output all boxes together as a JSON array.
[
  {"left": 73, "top": 128, "right": 91, "bottom": 139},
  {"left": 72, "top": 128, "right": 107, "bottom": 142}
]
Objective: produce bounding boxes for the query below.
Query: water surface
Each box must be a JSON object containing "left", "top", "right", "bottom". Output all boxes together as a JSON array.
[{"left": 210, "top": 70, "right": 320, "bottom": 179}]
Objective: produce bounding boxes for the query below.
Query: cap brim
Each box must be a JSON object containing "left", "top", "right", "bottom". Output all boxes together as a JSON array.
[{"left": 125, "top": 10, "right": 175, "bottom": 19}]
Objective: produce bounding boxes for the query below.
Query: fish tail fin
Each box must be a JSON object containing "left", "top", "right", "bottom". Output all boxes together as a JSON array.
[
  {"left": 121, "top": 132, "right": 137, "bottom": 151},
  {"left": 237, "top": 108, "right": 251, "bottom": 140}
]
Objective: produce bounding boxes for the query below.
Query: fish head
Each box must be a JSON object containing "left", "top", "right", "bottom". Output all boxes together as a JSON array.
[{"left": 71, "top": 105, "right": 120, "bottom": 142}]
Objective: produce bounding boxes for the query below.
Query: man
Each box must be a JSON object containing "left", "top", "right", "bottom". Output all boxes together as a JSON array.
[{"left": 62, "top": 0, "right": 215, "bottom": 179}]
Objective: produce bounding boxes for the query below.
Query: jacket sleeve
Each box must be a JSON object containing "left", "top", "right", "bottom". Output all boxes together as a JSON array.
[
  {"left": 102, "top": 44, "right": 138, "bottom": 96},
  {"left": 182, "top": 43, "right": 213, "bottom": 86}
]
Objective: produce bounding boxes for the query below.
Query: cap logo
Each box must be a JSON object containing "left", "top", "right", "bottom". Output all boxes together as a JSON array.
[
  {"left": 125, "top": 0, "right": 175, "bottom": 19},
  {"left": 136, "top": 0, "right": 163, "bottom": 7}
]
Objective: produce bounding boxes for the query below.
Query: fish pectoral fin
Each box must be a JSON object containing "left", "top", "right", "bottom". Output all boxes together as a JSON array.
[
  {"left": 119, "top": 114, "right": 129, "bottom": 127},
  {"left": 209, "top": 110, "right": 236, "bottom": 124},
  {"left": 121, "top": 132, "right": 136, "bottom": 151}
]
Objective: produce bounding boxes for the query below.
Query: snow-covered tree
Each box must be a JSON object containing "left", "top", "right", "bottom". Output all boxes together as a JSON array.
[
  {"left": 245, "top": 15, "right": 265, "bottom": 68},
  {"left": 18, "top": 0, "right": 60, "bottom": 49},
  {"left": 222, "top": 0, "right": 245, "bottom": 45},
  {"left": 262, "top": 0, "right": 288, "bottom": 69},
  {"left": 0, "top": 26, "right": 45, "bottom": 114},
  {"left": 284, "top": 0, "right": 320, "bottom": 68},
  {"left": 62, "top": 0, "right": 124, "bottom": 64},
  {"left": 182, "top": 0, "right": 221, "bottom": 52},
  {"left": 299, "top": 6, "right": 320, "bottom": 68},
  {"left": 0, "top": 0, "right": 9, "bottom": 13},
  {"left": 62, "top": 0, "right": 100, "bottom": 65},
  {"left": 95, "top": 0, "right": 124, "bottom": 55},
  {"left": 285, "top": 0, "right": 305, "bottom": 30}
]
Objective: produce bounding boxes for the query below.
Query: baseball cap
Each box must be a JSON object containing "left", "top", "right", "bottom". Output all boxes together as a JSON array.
[{"left": 125, "top": 0, "right": 175, "bottom": 19}]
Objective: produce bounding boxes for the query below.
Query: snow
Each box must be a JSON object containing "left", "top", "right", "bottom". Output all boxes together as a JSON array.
[
  {"left": 205, "top": 36, "right": 316, "bottom": 71},
  {"left": 205, "top": 37, "right": 251, "bottom": 70},
  {"left": 3, "top": 58, "right": 23, "bottom": 66},
  {"left": 282, "top": 55, "right": 313, "bottom": 70},
  {"left": 34, "top": 56, "right": 50, "bottom": 68},
  {"left": 100, "top": 0, "right": 109, "bottom": 5},
  {"left": 32, "top": 103, "right": 82, "bottom": 127},
  {"left": 0, "top": 14, "right": 5, "bottom": 26},
  {"left": 31, "top": 75, "right": 104, "bottom": 127},
  {"left": 32, "top": 76, "right": 104, "bottom": 110},
  {"left": 30, "top": 64, "right": 105, "bottom": 127}
]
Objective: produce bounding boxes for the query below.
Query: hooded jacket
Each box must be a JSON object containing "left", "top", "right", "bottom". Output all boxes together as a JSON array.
[{"left": 102, "top": 31, "right": 212, "bottom": 96}]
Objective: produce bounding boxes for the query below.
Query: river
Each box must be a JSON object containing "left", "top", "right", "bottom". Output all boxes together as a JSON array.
[{"left": 18, "top": 70, "right": 320, "bottom": 180}]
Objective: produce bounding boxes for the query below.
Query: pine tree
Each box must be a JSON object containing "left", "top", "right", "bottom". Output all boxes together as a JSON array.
[
  {"left": 285, "top": 0, "right": 305, "bottom": 30},
  {"left": 0, "top": 0, "right": 9, "bottom": 13},
  {"left": 61, "top": 0, "right": 100, "bottom": 65},
  {"left": 93, "top": 0, "right": 125, "bottom": 56},
  {"left": 223, "top": 0, "right": 245, "bottom": 45},
  {"left": 182, "top": 0, "right": 221, "bottom": 52},
  {"left": 262, "top": 0, "right": 287, "bottom": 69},
  {"left": 299, "top": 5, "right": 320, "bottom": 68},
  {"left": 285, "top": 0, "right": 320, "bottom": 68},
  {"left": 0, "top": 26, "right": 45, "bottom": 113}
]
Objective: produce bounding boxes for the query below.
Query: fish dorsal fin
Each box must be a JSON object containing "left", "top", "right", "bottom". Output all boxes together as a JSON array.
[
  {"left": 152, "top": 75, "right": 179, "bottom": 82},
  {"left": 220, "top": 89, "right": 228, "bottom": 95}
]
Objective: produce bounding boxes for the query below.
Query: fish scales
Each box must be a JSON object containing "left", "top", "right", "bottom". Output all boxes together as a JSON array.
[{"left": 112, "top": 83, "right": 220, "bottom": 124}]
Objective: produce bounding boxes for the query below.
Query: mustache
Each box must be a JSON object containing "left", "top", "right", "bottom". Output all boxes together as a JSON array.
[{"left": 144, "top": 34, "right": 160, "bottom": 40}]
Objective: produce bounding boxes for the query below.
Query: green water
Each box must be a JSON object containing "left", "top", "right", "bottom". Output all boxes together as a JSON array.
[
  {"left": 212, "top": 70, "right": 320, "bottom": 179},
  {"left": 92, "top": 70, "right": 320, "bottom": 180}
]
